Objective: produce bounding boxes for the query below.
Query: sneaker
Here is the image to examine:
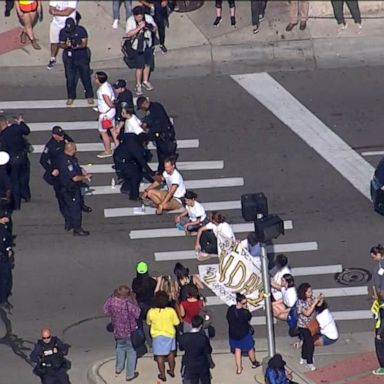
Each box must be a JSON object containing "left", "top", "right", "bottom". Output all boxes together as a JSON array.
[
  {"left": 112, "top": 19, "right": 119, "bottom": 29},
  {"left": 176, "top": 223, "right": 185, "bottom": 231},
  {"left": 373, "top": 368, "right": 384, "bottom": 375},
  {"left": 197, "top": 252, "right": 210, "bottom": 261},
  {"left": 357, "top": 22, "right": 362, "bottom": 32},
  {"left": 87, "top": 98, "right": 95, "bottom": 105},
  {"left": 306, "top": 364, "right": 316, "bottom": 371},
  {"left": 66, "top": 99, "right": 74, "bottom": 106},
  {"left": 97, "top": 151, "right": 113, "bottom": 159},
  {"left": 47, "top": 59, "right": 56, "bottom": 70},
  {"left": 142, "top": 81, "right": 154, "bottom": 91},
  {"left": 338, "top": 22, "right": 347, "bottom": 32},
  {"left": 230, "top": 16, "right": 236, "bottom": 27},
  {"left": 135, "top": 84, "right": 143, "bottom": 96},
  {"left": 299, "top": 358, "right": 306, "bottom": 365},
  {"left": 213, "top": 16, "right": 222, "bottom": 27},
  {"left": 253, "top": 25, "right": 259, "bottom": 34},
  {"left": 160, "top": 45, "right": 168, "bottom": 54}
]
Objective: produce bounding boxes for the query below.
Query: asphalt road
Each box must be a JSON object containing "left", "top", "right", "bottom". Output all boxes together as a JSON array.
[{"left": 0, "top": 65, "right": 382, "bottom": 383}]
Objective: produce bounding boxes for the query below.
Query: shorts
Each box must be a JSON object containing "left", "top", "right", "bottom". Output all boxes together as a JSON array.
[
  {"left": 229, "top": 333, "right": 255, "bottom": 352},
  {"left": 158, "top": 190, "right": 183, "bottom": 210},
  {"left": 152, "top": 335, "right": 176, "bottom": 356},
  {"left": 319, "top": 334, "right": 338, "bottom": 346},
  {"left": 98, "top": 109, "right": 116, "bottom": 132},
  {"left": 19, "top": 2, "right": 38, "bottom": 13},
  {"left": 50, "top": 21, "right": 63, "bottom": 44},
  {"left": 134, "top": 47, "right": 154, "bottom": 69}
]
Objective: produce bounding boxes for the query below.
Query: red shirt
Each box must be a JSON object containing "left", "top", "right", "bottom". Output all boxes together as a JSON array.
[{"left": 181, "top": 299, "right": 204, "bottom": 324}]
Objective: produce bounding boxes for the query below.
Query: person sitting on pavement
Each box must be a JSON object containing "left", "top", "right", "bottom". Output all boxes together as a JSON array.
[
  {"left": 141, "top": 155, "right": 185, "bottom": 215},
  {"left": 272, "top": 274, "right": 297, "bottom": 321},
  {"left": 174, "top": 190, "right": 208, "bottom": 233},
  {"left": 195, "top": 211, "right": 235, "bottom": 261},
  {"left": 265, "top": 353, "right": 295, "bottom": 384},
  {"left": 313, "top": 301, "right": 338, "bottom": 346},
  {"left": 270, "top": 254, "right": 292, "bottom": 302},
  {"left": 240, "top": 232, "right": 261, "bottom": 263}
]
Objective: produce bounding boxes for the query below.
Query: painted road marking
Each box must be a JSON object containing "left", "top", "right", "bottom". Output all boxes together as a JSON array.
[
  {"left": 154, "top": 241, "right": 318, "bottom": 261},
  {"left": 32, "top": 139, "right": 199, "bottom": 151},
  {"left": 361, "top": 150, "right": 384, "bottom": 157},
  {"left": 81, "top": 161, "right": 224, "bottom": 174},
  {"left": 130, "top": 221, "right": 294, "bottom": 240},
  {"left": 104, "top": 200, "right": 242, "bottom": 218},
  {"left": 232, "top": 72, "right": 374, "bottom": 199},
  {"left": 291, "top": 264, "right": 342, "bottom": 276},
  {"left": 84, "top": 177, "right": 245, "bottom": 195}
]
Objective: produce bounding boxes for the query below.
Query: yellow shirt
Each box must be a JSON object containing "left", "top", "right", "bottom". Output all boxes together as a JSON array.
[{"left": 146, "top": 307, "right": 180, "bottom": 338}]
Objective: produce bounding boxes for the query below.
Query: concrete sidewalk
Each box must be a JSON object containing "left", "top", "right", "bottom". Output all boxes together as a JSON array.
[{"left": 87, "top": 332, "right": 379, "bottom": 384}]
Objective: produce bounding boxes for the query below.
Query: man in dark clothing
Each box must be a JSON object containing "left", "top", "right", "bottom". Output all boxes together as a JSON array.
[
  {"left": 179, "top": 315, "right": 212, "bottom": 384},
  {"left": 137, "top": 96, "right": 176, "bottom": 173},
  {"left": 59, "top": 17, "right": 94, "bottom": 106},
  {"left": 5, "top": 0, "right": 14, "bottom": 16},
  {"left": 113, "top": 133, "right": 155, "bottom": 200},
  {"left": 113, "top": 79, "right": 134, "bottom": 140},
  {"left": 250, "top": 0, "right": 267, "bottom": 34},
  {"left": 57, "top": 142, "right": 91, "bottom": 236},
  {"left": 0, "top": 114, "right": 31, "bottom": 210},
  {"left": 30, "top": 327, "right": 70, "bottom": 384}
]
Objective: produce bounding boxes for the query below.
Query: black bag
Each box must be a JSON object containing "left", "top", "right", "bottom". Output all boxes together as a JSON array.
[
  {"left": 106, "top": 322, "right": 114, "bottom": 333},
  {"left": 121, "top": 38, "right": 137, "bottom": 69},
  {"left": 131, "top": 327, "right": 147, "bottom": 358}
]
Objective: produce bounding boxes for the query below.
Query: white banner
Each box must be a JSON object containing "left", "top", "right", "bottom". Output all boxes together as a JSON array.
[{"left": 198, "top": 242, "right": 265, "bottom": 312}]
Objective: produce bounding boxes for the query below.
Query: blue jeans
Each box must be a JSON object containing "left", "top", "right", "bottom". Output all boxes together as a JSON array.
[
  {"left": 115, "top": 338, "right": 137, "bottom": 378},
  {"left": 112, "top": 0, "right": 132, "bottom": 20}
]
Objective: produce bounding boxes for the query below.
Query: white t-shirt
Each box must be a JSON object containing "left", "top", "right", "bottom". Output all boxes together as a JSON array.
[
  {"left": 271, "top": 265, "right": 292, "bottom": 301},
  {"left": 125, "top": 14, "right": 157, "bottom": 49},
  {"left": 49, "top": 1, "right": 77, "bottom": 29},
  {"left": 162, "top": 169, "right": 186, "bottom": 199},
  {"left": 205, "top": 222, "right": 235, "bottom": 252},
  {"left": 97, "top": 82, "right": 115, "bottom": 114},
  {"left": 316, "top": 309, "right": 339, "bottom": 340},
  {"left": 124, "top": 115, "right": 144, "bottom": 135},
  {"left": 186, "top": 201, "right": 206, "bottom": 222},
  {"left": 281, "top": 287, "right": 297, "bottom": 308}
]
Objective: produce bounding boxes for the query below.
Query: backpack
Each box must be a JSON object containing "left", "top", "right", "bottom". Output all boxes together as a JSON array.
[
  {"left": 121, "top": 38, "right": 136, "bottom": 69},
  {"left": 287, "top": 304, "right": 298, "bottom": 329}
]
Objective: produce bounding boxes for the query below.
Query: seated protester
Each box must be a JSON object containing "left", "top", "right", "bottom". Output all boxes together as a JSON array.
[
  {"left": 270, "top": 254, "right": 292, "bottom": 302},
  {"left": 175, "top": 190, "right": 208, "bottom": 233},
  {"left": 195, "top": 211, "right": 235, "bottom": 261},
  {"left": 265, "top": 353, "right": 295, "bottom": 384},
  {"left": 313, "top": 301, "right": 339, "bottom": 346},
  {"left": 121, "top": 104, "right": 144, "bottom": 135},
  {"left": 142, "top": 155, "right": 185, "bottom": 215},
  {"left": 272, "top": 274, "right": 297, "bottom": 321},
  {"left": 179, "top": 285, "right": 205, "bottom": 333},
  {"left": 240, "top": 232, "right": 261, "bottom": 265}
]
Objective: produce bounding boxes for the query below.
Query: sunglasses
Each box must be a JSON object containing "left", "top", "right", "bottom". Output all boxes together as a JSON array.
[{"left": 42, "top": 336, "right": 51, "bottom": 340}]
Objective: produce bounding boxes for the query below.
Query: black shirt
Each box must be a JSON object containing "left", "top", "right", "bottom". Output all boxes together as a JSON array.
[
  {"left": 143, "top": 102, "right": 173, "bottom": 141},
  {"left": 115, "top": 89, "right": 134, "bottom": 122},
  {"left": 132, "top": 275, "right": 157, "bottom": 306},
  {"left": 226, "top": 305, "right": 252, "bottom": 340},
  {"left": 40, "top": 134, "right": 73, "bottom": 172},
  {"left": 59, "top": 25, "right": 88, "bottom": 60},
  {"left": 57, "top": 153, "right": 82, "bottom": 188},
  {"left": 0, "top": 122, "right": 30, "bottom": 155}
]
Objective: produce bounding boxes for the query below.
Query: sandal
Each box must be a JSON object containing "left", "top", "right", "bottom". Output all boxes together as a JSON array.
[
  {"left": 166, "top": 370, "right": 175, "bottom": 378},
  {"left": 20, "top": 31, "right": 27, "bottom": 44},
  {"left": 158, "top": 374, "right": 167, "bottom": 382}
]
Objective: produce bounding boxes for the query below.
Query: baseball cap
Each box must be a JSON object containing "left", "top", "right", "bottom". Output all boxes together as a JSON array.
[
  {"left": 52, "top": 126, "right": 65, "bottom": 136},
  {"left": 0, "top": 151, "right": 10, "bottom": 166},
  {"left": 65, "top": 17, "right": 75, "bottom": 32},
  {"left": 136, "top": 261, "right": 148, "bottom": 274},
  {"left": 113, "top": 79, "right": 126, "bottom": 89}
]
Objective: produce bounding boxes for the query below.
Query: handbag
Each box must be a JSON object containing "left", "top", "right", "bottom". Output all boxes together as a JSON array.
[
  {"left": 106, "top": 322, "right": 114, "bottom": 333},
  {"left": 101, "top": 116, "right": 113, "bottom": 130},
  {"left": 307, "top": 318, "right": 320, "bottom": 337}
]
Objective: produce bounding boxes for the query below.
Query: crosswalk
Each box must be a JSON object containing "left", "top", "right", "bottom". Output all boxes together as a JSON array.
[{"left": 7, "top": 72, "right": 372, "bottom": 331}]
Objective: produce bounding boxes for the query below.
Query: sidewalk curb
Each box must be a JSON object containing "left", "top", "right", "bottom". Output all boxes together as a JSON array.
[{"left": 87, "top": 357, "right": 114, "bottom": 384}]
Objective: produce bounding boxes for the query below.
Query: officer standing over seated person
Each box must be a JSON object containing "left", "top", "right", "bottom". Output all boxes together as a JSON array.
[
  {"left": 30, "top": 327, "right": 71, "bottom": 384},
  {"left": 57, "top": 142, "right": 91, "bottom": 236},
  {"left": 59, "top": 17, "right": 94, "bottom": 106}
]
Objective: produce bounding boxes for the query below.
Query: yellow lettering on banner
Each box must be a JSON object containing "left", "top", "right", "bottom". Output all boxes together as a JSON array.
[
  {"left": 224, "top": 261, "right": 246, "bottom": 290},
  {"left": 219, "top": 255, "right": 234, "bottom": 283},
  {"left": 247, "top": 290, "right": 265, "bottom": 306},
  {"left": 241, "top": 273, "right": 262, "bottom": 295}
]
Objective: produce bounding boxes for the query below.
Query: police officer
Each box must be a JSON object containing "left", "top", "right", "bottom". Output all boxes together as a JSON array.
[
  {"left": 57, "top": 142, "right": 91, "bottom": 236},
  {"left": 0, "top": 151, "right": 13, "bottom": 233},
  {"left": 113, "top": 133, "right": 156, "bottom": 200},
  {"left": 0, "top": 114, "right": 31, "bottom": 210},
  {"left": 136, "top": 96, "right": 177, "bottom": 174},
  {"left": 59, "top": 17, "right": 94, "bottom": 106},
  {"left": 30, "top": 327, "right": 70, "bottom": 384}
]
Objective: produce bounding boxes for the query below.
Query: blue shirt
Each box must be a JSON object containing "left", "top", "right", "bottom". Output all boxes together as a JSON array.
[
  {"left": 59, "top": 25, "right": 88, "bottom": 61},
  {"left": 265, "top": 367, "right": 287, "bottom": 384}
]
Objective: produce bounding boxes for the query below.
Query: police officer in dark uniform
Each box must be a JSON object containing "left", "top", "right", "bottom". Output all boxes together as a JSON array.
[
  {"left": 0, "top": 151, "right": 13, "bottom": 235},
  {"left": 59, "top": 17, "right": 94, "bottom": 106},
  {"left": 30, "top": 327, "right": 70, "bottom": 384},
  {"left": 136, "top": 96, "right": 177, "bottom": 174},
  {"left": 57, "top": 142, "right": 91, "bottom": 236},
  {"left": 0, "top": 114, "right": 31, "bottom": 210},
  {"left": 113, "top": 79, "right": 134, "bottom": 128},
  {"left": 113, "top": 133, "right": 156, "bottom": 200}
]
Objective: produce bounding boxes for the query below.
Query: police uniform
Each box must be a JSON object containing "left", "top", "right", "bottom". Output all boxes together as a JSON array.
[
  {"left": 0, "top": 164, "right": 13, "bottom": 235},
  {"left": 113, "top": 133, "right": 155, "bottom": 200},
  {"left": 141, "top": 101, "right": 176, "bottom": 173},
  {"left": 30, "top": 336, "right": 70, "bottom": 384},
  {"left": 0, "top": 120, "right": 31, "bottom": 210},
  {"left": 0, "top": 220, "right": 13, "bottom": 306},
  {"left": 57, "top": 153, "right": 88, "bottom": 235}
]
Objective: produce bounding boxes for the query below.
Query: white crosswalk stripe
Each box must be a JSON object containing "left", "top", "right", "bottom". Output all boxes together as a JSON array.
[
  {"left": 130, "top": 221, "right": 294, "bottom": 240},
  {"left": 361, "top": 150, "right": 384, "bottom": 157}
]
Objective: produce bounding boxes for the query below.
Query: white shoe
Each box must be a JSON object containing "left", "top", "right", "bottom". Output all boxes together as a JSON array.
[
  {"left": 112, "top": 19, "right": 119, "bottom": 29},
  {"left": 306, "top": 364, "right": 316, "bottom": 371},
  {"left": 142, "top": 81, "right": 154, "bottom": 91},
  {"left": 299, "top": 358, "right": 306, "bottom": 365},
  {"left": 135, "top": 84, "right": 143, "bottom": 96}
]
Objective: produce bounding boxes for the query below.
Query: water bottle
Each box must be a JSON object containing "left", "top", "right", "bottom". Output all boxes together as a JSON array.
[
  {"left": 111, "top": 177, "right": 116, "bottom": 189},
  {"left": 141, "top": 203, "right": 145, "bottom": 213},
  {"left": 150, "top": 5, "right": 155, "bottom": 16}
]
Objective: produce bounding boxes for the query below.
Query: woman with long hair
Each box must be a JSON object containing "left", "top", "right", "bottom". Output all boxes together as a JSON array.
[{"left": 272, "top": 274, "right": 297, "bottom": 321}]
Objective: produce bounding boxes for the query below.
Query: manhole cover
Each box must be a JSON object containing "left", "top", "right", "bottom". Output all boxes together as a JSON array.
[
  {"left": 175, "top": 0, "right": 204, "bottom": 13},
  {"left": 335, "top": 268, "right": 371, "bottom": 286}
]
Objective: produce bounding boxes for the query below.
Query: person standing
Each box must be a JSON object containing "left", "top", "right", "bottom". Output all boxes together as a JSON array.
[
  {"left": 179, "top": 315, "right": 213, "bottom": 384},
  {"left": 213, "top": 0, "right": 236, "bottom": 27},
  {"left": 47, "top": 0, "right": 78, "bottom": 69},
  {"left": 30, "top": 327, "right": 70, "bottom": 384},
  {"left": 137, "top": 96, "right": 176, "bottom": 174},
  {"left": 331, "top": 0, "right": 362, "bottom": 31},
  {"left": 250, "top": 0, "right": 267, "bottom": 34},
  {"left": 0, "top": 114, "right": 31, "bottom": 210},
  {"left": 179, "top": 285, "right": 205, "bottom": 333},
  {"left": 372, "top": 297, "right": 384, "bottom": 375},
  {"left": 226, "top": 293, "right": 260, "bottom": 374},
  {"left": 371, "top": 245, "right": 384, "bottom": 301},
  {"left": 126, "top": 6, "right": 157, "bottom": 96},
  {"left": 103, "top": 285, "right": 141, "bottom": 381},
  {"left": 15, "top": 0, "right": 42, "bottom": 49},
  {"left": 94, "top": 71, "right": 116, "bottom": 158},
  {"left": 286, "top": 0, "right": 309, "bottom": 31},
  {"left": 113, "top": 79, "right": 134, "bottom": 142},
  {"left": 59, "top": 17, "right": 94, "bottom": 106},
  {"left": 57, "top": 142, "right": 91, "bottom": 236},
  {"left": 5, "top": 0, "right": 15, "bottom": 17},
  {"left": 112, "top": 0, "right": 132, "bottom": 29}
]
